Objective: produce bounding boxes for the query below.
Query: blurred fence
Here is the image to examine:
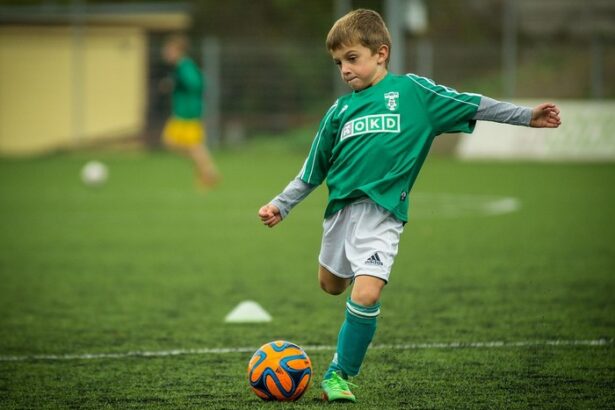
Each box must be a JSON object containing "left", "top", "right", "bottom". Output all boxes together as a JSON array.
[
  {"left": 207, "top": 40, "right": 333, "bottom": 141},
  {"left": 0, "top": 0, "right": 614, "bottom": 156},
  {"left": 200, "top": 38, "right": 614, "bottom": 145}
]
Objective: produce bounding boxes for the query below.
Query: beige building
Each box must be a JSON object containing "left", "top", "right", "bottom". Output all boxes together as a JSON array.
[{"left": 0, "top": 5, "right": 190, "bottom": 156}]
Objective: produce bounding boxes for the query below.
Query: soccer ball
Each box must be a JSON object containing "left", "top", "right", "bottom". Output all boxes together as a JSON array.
[
  {"left": 81, "top": 161, "right": 108, "bottom": 187},
  {"left": 247, "top": 340, "right": 312, "bottom": 401}
]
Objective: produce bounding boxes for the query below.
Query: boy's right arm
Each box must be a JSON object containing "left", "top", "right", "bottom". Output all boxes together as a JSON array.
[
  {"left": 258, "top": 178, "right": 317, "bottom": 228},
  {"left": 259, "top": 100, "right": 340, "bottom": 228}
]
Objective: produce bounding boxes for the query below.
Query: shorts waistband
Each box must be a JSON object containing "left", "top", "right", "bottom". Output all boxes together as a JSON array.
[{"left": 350, "top": 196, "right": 375, "bottom": 206}]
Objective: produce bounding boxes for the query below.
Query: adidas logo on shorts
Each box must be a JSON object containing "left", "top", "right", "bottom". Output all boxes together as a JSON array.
[{"left": 365, "top": 253, "right": 384, "bottom": 266}]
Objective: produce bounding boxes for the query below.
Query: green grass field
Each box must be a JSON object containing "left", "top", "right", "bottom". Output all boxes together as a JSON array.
[{"left": 0, "top": 140, "right": 614, "bottom": 409}]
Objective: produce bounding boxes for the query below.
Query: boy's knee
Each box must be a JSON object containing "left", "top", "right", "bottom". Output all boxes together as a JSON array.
[
  {"left": 318, "top": 265, "right": 350, "bottom": 295},
  {"left": 350, "top": 276, "right": 385, "bottom": 306},
  {"left": 319, "top": 278, "right": 345, "bottom": 295},
  {"left": 351, "top": 289, "right": 380, "bottom": 306}
]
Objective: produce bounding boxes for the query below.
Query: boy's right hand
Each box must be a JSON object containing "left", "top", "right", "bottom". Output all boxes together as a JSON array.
[{"left": 258, "top": 204, "right": 282, "bottom": 228}]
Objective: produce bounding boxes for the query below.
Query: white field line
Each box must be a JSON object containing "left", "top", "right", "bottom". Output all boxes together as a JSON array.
[{"left": 0, "top": 339, "right": 611, "bottom": 363}]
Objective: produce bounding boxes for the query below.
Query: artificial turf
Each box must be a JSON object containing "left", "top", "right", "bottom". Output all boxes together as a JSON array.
[{"left": 0, "top": 141, "right": 613, "bottom": 409}]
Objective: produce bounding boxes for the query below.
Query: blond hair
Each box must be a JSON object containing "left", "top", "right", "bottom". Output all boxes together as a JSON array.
[
  {"left": 326, "top": 9, "right": 392, "bottom": 66},
  {"left": 164, "top": 34, "right": 189, "bottom": 53}
]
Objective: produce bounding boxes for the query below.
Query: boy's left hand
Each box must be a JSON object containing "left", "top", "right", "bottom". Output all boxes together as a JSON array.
[{"left": 530, "top": 103, "right": 561, "bottom": 128}]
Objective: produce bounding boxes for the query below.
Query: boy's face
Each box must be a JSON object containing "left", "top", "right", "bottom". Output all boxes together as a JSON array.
[
  {"left": 162, "top": 42, "right": 182, "bottom": 64},
  {"left": 331, "top": 43, "right": 388, "bottom": 91}
]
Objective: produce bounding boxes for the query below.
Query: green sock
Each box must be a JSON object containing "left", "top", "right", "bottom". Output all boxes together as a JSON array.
[{"left": 324, "top": 297, "right": 380, "bottom": 379}]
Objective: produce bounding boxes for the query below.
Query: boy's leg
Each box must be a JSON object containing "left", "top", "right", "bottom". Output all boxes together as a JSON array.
[
  {"left": 324, "top": 275, "right": 384, "bottom": 378},
  {"left": 350, "top": 275, "right": 385, "bottom": 306},
  {"left": 317, "top": 264, "right": 352, "bottom": 380},
  {"left": 322, "top": 200, "right": 402, "bottom": 401},
  {"left": 163, "top": 118, "right": 220, "bottom": 187},
  {"left": 318, "top": 265, "right": 352, "bottom": 296},
  {"left": 318, "top": 201, "right": 399, "bottom": 400},
  {"left": 322, "top": 275, "right": 384, "bottom": 402},
  {"left": 188, "top": 144, "right": 220, "bottom": 186}
]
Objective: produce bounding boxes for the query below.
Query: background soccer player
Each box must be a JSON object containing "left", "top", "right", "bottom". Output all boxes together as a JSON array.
[{"left": 161, "top": 34, "right": 220, "bottom": 187}]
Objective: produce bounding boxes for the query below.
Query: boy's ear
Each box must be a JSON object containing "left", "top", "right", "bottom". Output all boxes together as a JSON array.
[{"left": 377, "top": 45, "right": 389, "bottom": 65}]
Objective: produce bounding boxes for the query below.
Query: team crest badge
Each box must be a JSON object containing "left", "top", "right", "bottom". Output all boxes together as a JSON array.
[{"left": 384, "top": 92, "right": 399, "bottom": 111}]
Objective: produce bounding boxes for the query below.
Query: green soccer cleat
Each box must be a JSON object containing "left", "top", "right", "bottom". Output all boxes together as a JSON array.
[{"left": 321, "top": 372, "right": 357, "bottom": 402}]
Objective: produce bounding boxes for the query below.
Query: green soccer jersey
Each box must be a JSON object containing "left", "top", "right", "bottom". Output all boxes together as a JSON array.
[
  {"left": 300, "top": 73, "right": 481, "bottom": 222},
  {"left": 172, "top": 57, "right": 205, "bottom": 119}
]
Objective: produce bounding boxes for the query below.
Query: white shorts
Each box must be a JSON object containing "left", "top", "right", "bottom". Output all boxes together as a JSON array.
[{"left": 318, "top": 198, "right": 404, "bottom": 283}]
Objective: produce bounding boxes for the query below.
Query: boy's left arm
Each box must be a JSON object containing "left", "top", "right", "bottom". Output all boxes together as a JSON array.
[{"left": 473, "top": 96, "right": 561, "bottom": 128}]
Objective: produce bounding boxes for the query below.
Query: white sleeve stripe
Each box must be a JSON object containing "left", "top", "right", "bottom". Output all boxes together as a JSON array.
[
  {"left": 406, "top": 74, "right": 479, "bottom": 108},
  {"left": 304, "top": 134, "right": 320, "bottom": 181},
  {"left": 303, "top": 102, "right": 338, "bottom": 182},
  {"left": 297, "top": 158, "right": 308, "bottom": 178}
]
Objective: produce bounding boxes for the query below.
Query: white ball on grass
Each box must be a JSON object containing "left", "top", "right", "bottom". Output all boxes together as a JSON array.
[{"left": 81, "top": 161, "right": 108, "bottom": 187}]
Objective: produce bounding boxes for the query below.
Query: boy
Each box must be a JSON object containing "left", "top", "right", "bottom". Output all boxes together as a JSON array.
[
  {"left": 161, "top": 34, "right": 220, "bottom": 187},
  {"left": 258, "top": 9, "right": 560, "bottom": 403}
]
